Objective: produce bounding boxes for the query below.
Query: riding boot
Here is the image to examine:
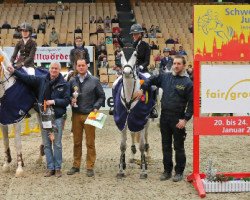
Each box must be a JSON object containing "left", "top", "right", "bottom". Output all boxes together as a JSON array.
[{"left": 149, "top": 88, "right": 158, "bottom": 118}]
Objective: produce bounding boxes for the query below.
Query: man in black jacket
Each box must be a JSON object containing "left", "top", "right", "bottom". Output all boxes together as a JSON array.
[
  {"left": 8, "top": 62, "right": 70, "bottom": 178},
  {"left": 69, "top": 36, "right": 90, "bottom": 70},
  {"left": 135, "top": 55, "right": 193, "bottom": 182}
]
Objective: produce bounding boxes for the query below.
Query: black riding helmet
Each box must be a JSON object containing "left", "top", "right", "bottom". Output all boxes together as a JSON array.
[
  {"left": 20, "top": 22, "right": 33, "bottom": 35},
  {"left": 129, "top": 23, "right": 144, "bottom": 34}
]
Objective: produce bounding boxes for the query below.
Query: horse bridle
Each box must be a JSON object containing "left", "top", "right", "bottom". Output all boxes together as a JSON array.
[
  {"left": 121, "top": 64, "right": 138, "bottom": 111},
  {"left": 0, "top": 64, "right": 13, "bottom": 84},
  {"left": 0, "top": 64, "right": 14, "bottom": 100}
]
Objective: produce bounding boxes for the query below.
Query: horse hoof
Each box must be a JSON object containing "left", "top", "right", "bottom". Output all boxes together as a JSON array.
[
  {"left": 15, "top": 168, "right": 24, "bottom": 178},
  {"left": 140, "top": 173, "right": 148, "bottom": 179},
  {"left": 116, "top": 173, "right": 126, "bottom": 179},
  {"left": 2, "top": 164, "right": 10, "bottom": 173}
]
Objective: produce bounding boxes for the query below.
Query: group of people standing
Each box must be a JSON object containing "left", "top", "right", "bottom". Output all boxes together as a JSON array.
[
  {"left": 6, "top": 22, "right": 193, "bottom": 182},
  {"left": 7, "top": 22, "right": 105, "bottom": 178}
]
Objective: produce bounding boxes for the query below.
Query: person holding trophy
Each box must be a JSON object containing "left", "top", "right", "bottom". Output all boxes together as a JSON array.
[{"left": 67, "top": 58, "right": 105, "bottom": 177}]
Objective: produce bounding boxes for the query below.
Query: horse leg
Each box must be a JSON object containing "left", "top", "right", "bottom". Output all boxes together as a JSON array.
[
  {"left": 1, "top": 125, "right": 12, "bottom": 172},
  {"left": 144, "top": 121, "right": 150, "bottom": 160},
  {"left": 14, "top": 123, "right": 24, "bottom": 177},
  {"left": 139, "top": 128, "right": 147, "bottom": 179},
  {"left": 117, "top": 127, "right": 127, "bottom": 178},
  {"left": 129, "top": 132, "right": 137, "bottom": 163}
]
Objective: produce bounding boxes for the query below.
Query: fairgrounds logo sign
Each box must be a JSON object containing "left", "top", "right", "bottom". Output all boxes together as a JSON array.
[
  {"left": 201, "top": 65, "right": 250, "bottom": 113},
  {"left": 205, "top": 79, "right": 250, "bottom": 101}
]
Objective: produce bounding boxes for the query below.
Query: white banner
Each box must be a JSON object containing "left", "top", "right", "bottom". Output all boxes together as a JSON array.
[
  {"left": 3, "top": 46, "right": 94, "bottom": 63},
  {"left": 201, "top": 65, "right": 250, "bottom": 113},
  {"left": 100, "top": 87, "right": 113, "bottom": 110}
]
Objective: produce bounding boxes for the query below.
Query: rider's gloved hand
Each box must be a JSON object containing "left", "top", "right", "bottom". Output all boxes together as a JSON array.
[
  {"left": 7, "top": 65, "right": 15, "bottom": 74},
  {"left": 15, "top": 62, "right": 23, "bottom": 68}
]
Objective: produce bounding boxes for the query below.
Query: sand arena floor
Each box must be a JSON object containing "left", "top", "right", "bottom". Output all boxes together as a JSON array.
[{"left": 0, "top": 111, "right": 249, "bottom": 200}]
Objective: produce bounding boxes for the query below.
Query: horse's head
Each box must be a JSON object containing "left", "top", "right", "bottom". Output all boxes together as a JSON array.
[
  {"left": 120, "top": 51, "right": 137, "bottom": 79},
  {"left": 0, "top": 49, "right": 11, "bottom": 73},
  {"left": 0, "top": 49, "right": 14, "bottom": 99}
]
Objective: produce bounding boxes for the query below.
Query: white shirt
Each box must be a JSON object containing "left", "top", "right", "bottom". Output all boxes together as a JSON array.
[{"left": 78, "top": 73, "right": 88, "bottom": 83}]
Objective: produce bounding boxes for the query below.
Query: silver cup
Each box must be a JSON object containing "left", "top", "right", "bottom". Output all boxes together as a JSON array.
[{"left": 73, "top": 90, "right": 79, "bottom": 107}]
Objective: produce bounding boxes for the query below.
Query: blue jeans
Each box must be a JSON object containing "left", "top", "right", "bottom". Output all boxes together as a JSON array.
[{"left": 41, "top": 117, "right": 63, "bottom": 170}]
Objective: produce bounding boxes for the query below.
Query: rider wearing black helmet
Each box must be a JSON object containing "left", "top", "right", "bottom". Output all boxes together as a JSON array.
[
  {"left": 10, "top": 22, "right": 37, "bottom": 75},
  {"left": 130, "top": 23, "right": 150, "bottom": 73},
  {"left": 130, "top": 23, "right": 158, "bottom": 118}
]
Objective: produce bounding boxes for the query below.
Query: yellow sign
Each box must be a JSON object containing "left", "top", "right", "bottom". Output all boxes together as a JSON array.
[{"left": 194, "top": 5, "right": 250, "bottom": 61}]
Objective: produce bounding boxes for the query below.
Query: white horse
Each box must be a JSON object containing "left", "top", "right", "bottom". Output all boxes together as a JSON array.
[
  {"left": 112, "top": 51, "right": 155, "bottom": 179},
  {"left": 0, "top": 49, "right": 44, "bottom": 177}
]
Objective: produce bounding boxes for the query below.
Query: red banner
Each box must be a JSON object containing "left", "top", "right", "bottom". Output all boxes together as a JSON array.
[{"left": 194, "top": 116, "right": 250, "bottom": 136}]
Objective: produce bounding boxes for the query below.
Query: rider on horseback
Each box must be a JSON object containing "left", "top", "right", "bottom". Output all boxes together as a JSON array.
[
  {"left": 130, "top": 24, "right": 150, "bottom": 74},
  {"left": 10, "top": 22, "right": 37, "bottom": 75},
  {"left": 130, "top": 23, "right": 158, "bottom": 118}
]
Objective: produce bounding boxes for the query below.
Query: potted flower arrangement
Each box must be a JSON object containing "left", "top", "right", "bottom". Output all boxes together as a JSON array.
[{"left": 202, "top": 160, "right": 250, "bottom": 192}]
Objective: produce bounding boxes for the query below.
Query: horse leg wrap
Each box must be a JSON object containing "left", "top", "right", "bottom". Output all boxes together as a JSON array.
[
  {"left": 144, "top": 143, "right": 149, "bottom": 152},
  {"left": 5, "top": 148, "right": 12, "bottom": 163},
  {"left": 140, "top": 154, "right": 147, "bottom": 170},
  {"left": 131, "top": 145, "right": 136, "bottom": 154},
  {"left": 122, "top": 153, "right": 126, "bottom": 170},
  {"left": 17, "top": 154, "right": 24, "bottom": 167}
]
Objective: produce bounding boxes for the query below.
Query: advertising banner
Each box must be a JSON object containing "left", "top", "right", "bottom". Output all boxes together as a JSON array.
[
  {"left": 194, "top": 116, "right": 250, "bottom": 135},
  {"left": 100, "top": 88, "right": 113, "bottom": 110},
  {"left": 194, "top": 5, "right": 250, "bottom": 61},
  {"left": 3, "top": 46, "right": 94, "bottom": 63},
  {"left": 201, "top": 64, "right": 250, "bottom": 113}
]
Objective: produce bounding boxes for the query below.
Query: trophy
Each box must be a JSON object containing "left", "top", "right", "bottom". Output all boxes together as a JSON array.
[{"left": 73, "top": 86, "right": 79, "bottom": 107}]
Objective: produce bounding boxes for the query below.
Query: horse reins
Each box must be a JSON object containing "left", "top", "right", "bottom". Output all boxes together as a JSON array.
[
  {"left": 0, "top": 64, "right": 13, "bottom": 85},
  {"left": 0, "top": 64, "right": 14, "bottom": 100}
]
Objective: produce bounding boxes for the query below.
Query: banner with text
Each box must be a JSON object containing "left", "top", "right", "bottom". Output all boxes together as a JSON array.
[
  {"left": 201, "top": 64, "right": 250, "bottom": 113},
  {"left": 194, "top": 5, "right": 250, "bottom": 61},
  {"left": 3, "top": 46, "right": 94, "bottom": 63}
]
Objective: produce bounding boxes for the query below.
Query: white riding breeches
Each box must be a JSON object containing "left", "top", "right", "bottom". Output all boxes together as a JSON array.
[{"left": 22, "top": 67, "right": 35, "bottom": 75}]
